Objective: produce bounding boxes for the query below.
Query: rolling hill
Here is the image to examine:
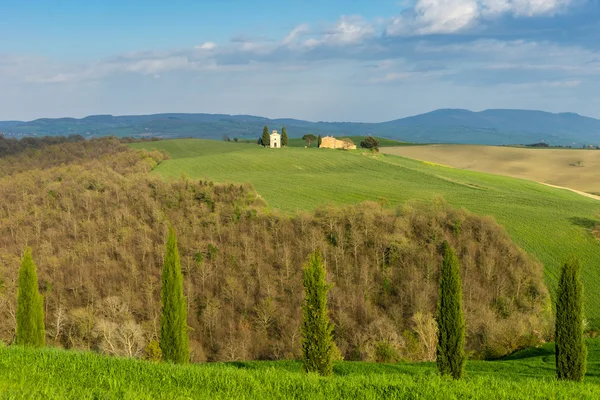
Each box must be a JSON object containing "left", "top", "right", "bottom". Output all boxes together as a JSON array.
[
  {"left": 382, "top": 144, "right": 600, "bottom": 196},
  {"left": 3, "top": 108, "right": 600, "bottom": 146},
  {"left": 130, "top": 139, "right": 600, "bottom": 326}
]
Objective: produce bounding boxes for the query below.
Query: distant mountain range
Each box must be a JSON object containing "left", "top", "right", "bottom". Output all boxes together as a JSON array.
[{"left": 1, "top": 109, "right": 600, "bottom": 146}]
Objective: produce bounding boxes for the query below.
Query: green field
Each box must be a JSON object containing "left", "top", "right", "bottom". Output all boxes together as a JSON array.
[
  {"left": 135, "top": 138, "right": 256, "bottom": 158},
  {"left": 3, "top": 340, "right": 600, "bottom": 399},
  {"left": 130, "top": 139, "right": 600, "bottom": 325}
]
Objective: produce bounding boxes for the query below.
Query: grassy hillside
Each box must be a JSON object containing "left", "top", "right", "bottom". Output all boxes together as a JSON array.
[
  {"left": 382, "top": 144, "right": 600, "bottom": 196},
  {"left": 130, "top": 138, "right": 256, "bottom": 158},
  {"left": 131, "top": 139, "right": 600, "bottom": 325},
  {"left": 3, "top": 341, "right": 600, "bottom": 399}
]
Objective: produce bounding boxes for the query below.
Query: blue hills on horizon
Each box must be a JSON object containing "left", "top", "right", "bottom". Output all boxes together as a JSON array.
[{"left": 1, "top": 108, "right": 600, "bottom": 146}]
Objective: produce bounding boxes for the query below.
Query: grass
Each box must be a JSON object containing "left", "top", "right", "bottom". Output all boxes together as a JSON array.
[
  {"left": 130, "top": 139, "right": 256, "bottom": 158},
  {"left": 129, "top": 139, "right": 600, "bottom": 326},
  {"left": 382, "top": 144, "right": 600, "bottom": 196},
  {"left": 3, "top": 340, "right": 600, "bottom": 399}
]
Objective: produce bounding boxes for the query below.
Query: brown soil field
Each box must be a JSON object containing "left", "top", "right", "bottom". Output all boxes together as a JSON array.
[{"left": 382, "top": 145, "right": 600, "bottom": 198}]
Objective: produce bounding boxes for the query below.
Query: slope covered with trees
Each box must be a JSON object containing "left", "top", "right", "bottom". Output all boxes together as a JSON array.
[
  {"left": 0, "top": 134, "right": 85, "bottom": 158},
  {"left": 0, "top": 139, "right": 550, "bottom": 362}
]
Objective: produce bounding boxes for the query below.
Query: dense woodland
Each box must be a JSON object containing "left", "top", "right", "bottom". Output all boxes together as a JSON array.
[
  {"left": 0, "top": 134, "right": 87, "bottom": 158},
  {"left": 0, "top": 139, "right": 551, "bottom": 362}
]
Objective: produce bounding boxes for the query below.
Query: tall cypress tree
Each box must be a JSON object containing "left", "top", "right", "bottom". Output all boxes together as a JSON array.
[
  {"left": 16, "top": 247, "right": 45, "bottom": 347},
  {"left": 160, "top": 226, "right": 190, "bottom": 364},
  {"left": 281, "top": 126, "right": 288, "bottom": 147},
  {"left": 556, "top": 256, "right": 587, "bottom": 381},
  {"left": 301, "top": 250, "right": 334, "bottom": 376},
  {"left": 436, "top": 241, "right": 466, "bottom": 379},
  {"left": 261, "top": 126, "right": 270, "bottom": 147},
  {"left": 317, "top": 135, "right": 322, "bottom": 148}
]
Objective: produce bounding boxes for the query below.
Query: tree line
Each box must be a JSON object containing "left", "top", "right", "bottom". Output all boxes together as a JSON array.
[{"left": 0, "top": 134, "right": 85, "bottom": 158}]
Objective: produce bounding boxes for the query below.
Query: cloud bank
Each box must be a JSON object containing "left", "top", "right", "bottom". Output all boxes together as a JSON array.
[{"left": 1, "top": 0, "right": 598, "bottom": 121}]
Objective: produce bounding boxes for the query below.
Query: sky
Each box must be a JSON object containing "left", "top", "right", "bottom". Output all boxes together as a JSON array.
[{"left": 1, "top": 0, "right": 600, "bottom": 122}]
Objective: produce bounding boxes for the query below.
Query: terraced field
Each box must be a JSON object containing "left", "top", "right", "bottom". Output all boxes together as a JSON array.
[{"left": 130, "top": 139, "right": 600, "bottom": 325}]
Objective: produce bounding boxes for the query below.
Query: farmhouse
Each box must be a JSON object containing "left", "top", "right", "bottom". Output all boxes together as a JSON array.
[
  {"left": 270, "top": 130, "right": 281, "bottom": 148},
  {"left": 320, "top": 136, "right": 356, "bottom": 150}
]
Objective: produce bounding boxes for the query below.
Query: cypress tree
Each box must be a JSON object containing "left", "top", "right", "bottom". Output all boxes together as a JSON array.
[
  {"left": 160, "top": 226, "right": 190, "bottom": 364},
  {"left": 281, "top": 126, "right": 288, "bottom": 147},
  {"left": 261, "top": 126, "right": 270, "bottom": 147},
  {"left": 436, "top": 241, "right": 466, "bottom": 379},
  {"left": 16, "top": 247, "right": 45, "bottom": 347},
  {"left": 317, "top": 135, "right": 322, "bottom": 148},
  {"left": 556, "top": 256, "right": 587, "bottom": 381},
  {"left": 301, "top": 250, "right": 334, "bottom": 376}
]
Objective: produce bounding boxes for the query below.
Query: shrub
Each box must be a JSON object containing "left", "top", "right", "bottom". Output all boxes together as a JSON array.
[
  {"left": 360, "top": 136, "right": 380, "bottom": 150},
  {"left": 374, "top": 341, "right": 401, "bottom": 363},
  {"left": 144, "top": 340, "right": 163, "bottom": 362}
]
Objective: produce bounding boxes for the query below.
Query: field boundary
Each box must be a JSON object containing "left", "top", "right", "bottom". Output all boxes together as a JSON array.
[{"left": 538, "top": 182, "right": 600, "bottom": 202}]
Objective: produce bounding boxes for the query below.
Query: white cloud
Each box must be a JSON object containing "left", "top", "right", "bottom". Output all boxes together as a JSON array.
[
  {"left": 479, "top": 0, "right": 512, "bottom": 15},
  {"left": 195, "top": 42, "right": 217, "bottom": 50},
  {"left": 124, "top": 56, "right": 191, "bottom": 74},
  {"left": 303, "top": 16, "right": 376, "bottom": 47},
  {"left": 282, "top": 24, "right": 311, "bottom": 46},
  {"left": 501, "top": 0, "right": 574, "bottom": 16},
  {"left": 18, "top": 36, "right": 599, "bottom": 87},
  {"left": 387, "top": 0, "right": 576, "bottom": 35},
  {"left": 327, "top": 15, "right": 376, "bottom": 44},
  {"left": 23, "top": 53, "right": 199, "bottom": 84},
  {"left": 415, "top": 0, "right": 480, "bottom": 34},
  {"left": 5, "top": 2, "right": 594, "bottom": 95},
  {"left": 26, "top": 73, "right": 72, "bottom": 84},
  {"left": 362, "top": 59, "right": 451, "bottom": 84},
  {"left": 416, "top": 39, "right": 600, "bottom": 66},
  {"left": 239, "top": 41, "right": 272, "bottom": 53}
]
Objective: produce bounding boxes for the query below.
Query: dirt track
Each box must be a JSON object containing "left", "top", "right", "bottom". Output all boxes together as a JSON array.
[{"left": 539, "top": 182, "right": 600, "bottom": 201}]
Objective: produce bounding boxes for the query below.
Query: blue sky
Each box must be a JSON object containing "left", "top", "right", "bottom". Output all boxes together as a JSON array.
[{"left": 1, "top": 0, "right": 599, "bottom": 121}]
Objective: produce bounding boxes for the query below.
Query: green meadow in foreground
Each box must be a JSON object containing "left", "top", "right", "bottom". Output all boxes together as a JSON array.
[
  {"left": 129, "top": 139, "right": 600, "bottom": 325},
  {"left": 3, "top": 341, "right": 600, "bottom": 399}
]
